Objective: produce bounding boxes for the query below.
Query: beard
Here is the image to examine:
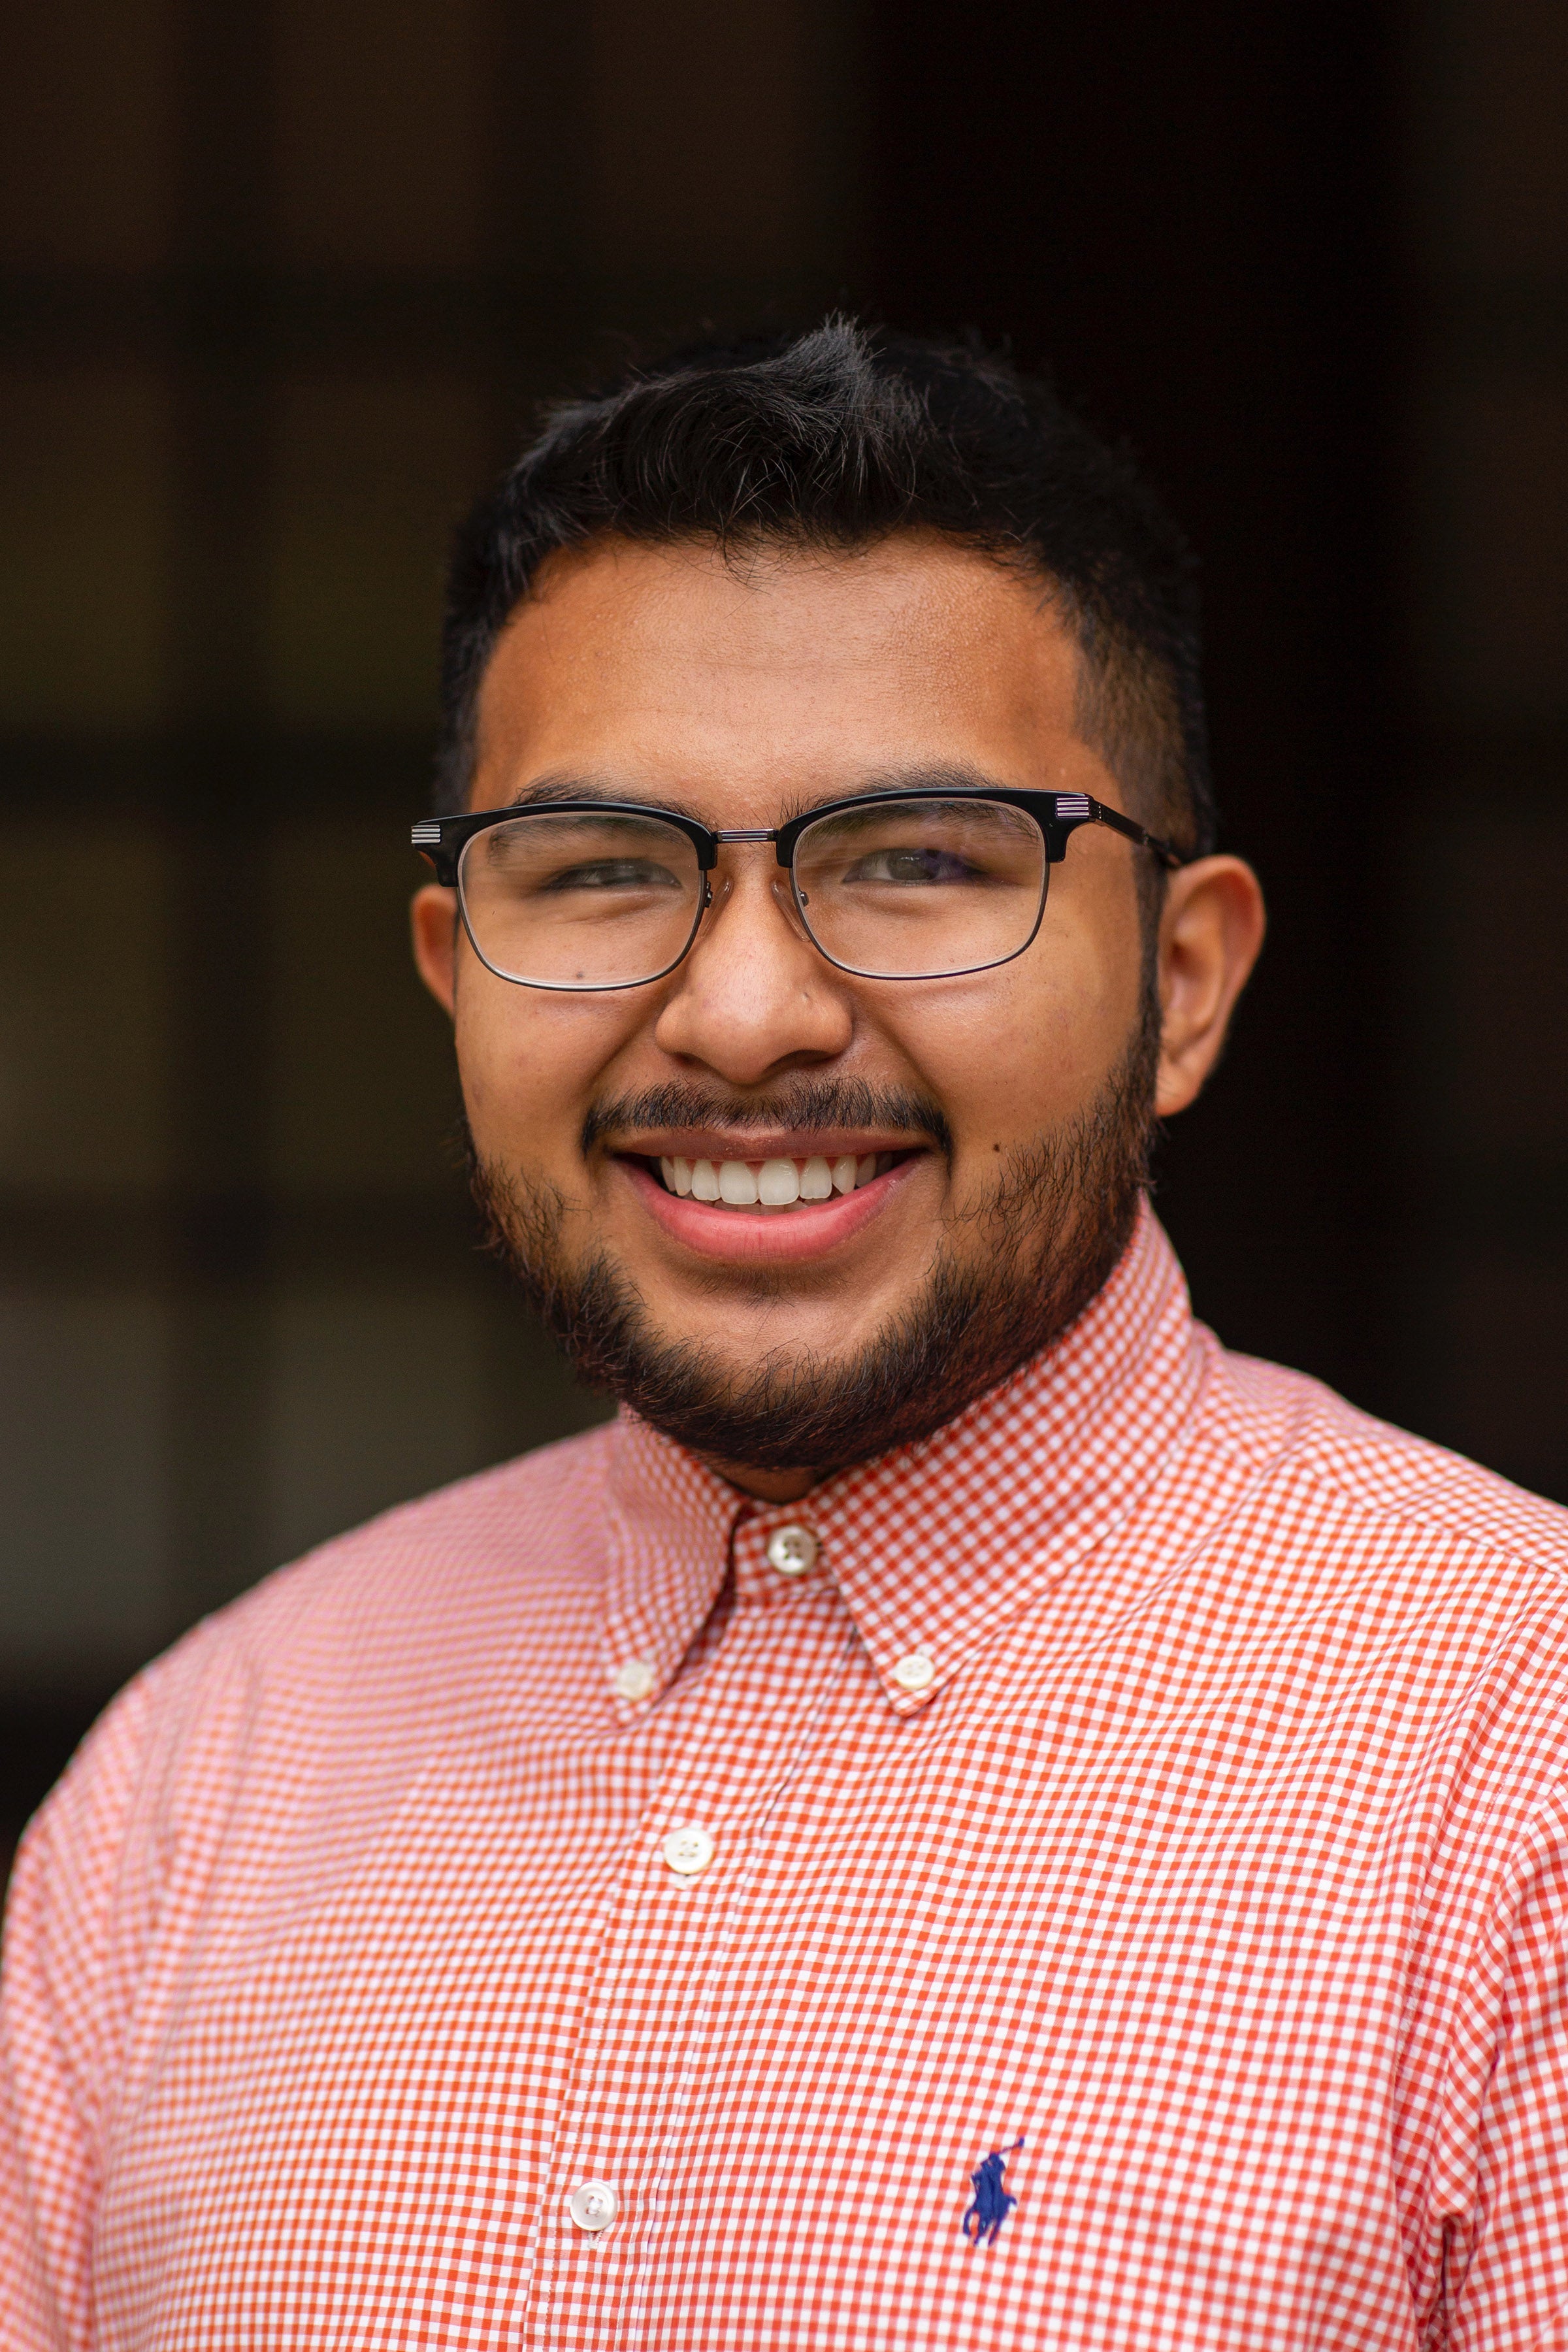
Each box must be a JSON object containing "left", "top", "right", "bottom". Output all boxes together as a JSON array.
[{"left": 468, "top": 997, "right": 1162, "bottom": 1478}]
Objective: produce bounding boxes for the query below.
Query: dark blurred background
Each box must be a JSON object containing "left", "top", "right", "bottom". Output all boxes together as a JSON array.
[{"left": 3, "top": 0, "right": 1566, "bottom": 1846}]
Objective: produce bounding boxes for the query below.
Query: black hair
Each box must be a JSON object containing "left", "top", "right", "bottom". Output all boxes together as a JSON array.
[{"left": 435, "top": 316, "right": 1215, "bottom": 856}]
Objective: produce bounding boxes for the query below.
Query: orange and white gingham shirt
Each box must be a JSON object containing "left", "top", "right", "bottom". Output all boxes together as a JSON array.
[{"left": 7, "top": 1209, "right": 1568, "bottom": 2349}]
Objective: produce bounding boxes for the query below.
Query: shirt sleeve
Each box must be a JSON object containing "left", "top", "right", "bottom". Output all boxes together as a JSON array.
[
  {"left": 1433, "top": 1778, "right": 1568, "bottom": 2352},
  {"left": 0, "top": 1672, "right": 161, "bottom": 2351}
]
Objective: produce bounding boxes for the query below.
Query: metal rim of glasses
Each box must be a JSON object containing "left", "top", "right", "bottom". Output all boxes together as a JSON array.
[{"left": 411, "top": 788, "right": 1183, "bottom": 993}]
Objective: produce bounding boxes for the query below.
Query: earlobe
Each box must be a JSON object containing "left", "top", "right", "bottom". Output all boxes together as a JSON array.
[
  {"left": 1154, "top": 857, "right": 1266, "bottom": 1119},
  {"left": 411, "top": 883, "right": 460, "bottom": 1017}
]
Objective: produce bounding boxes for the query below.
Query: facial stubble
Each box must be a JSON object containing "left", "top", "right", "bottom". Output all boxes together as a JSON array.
[{"left": 467, "top": 977, "right": 1162, "bottom": 1478}]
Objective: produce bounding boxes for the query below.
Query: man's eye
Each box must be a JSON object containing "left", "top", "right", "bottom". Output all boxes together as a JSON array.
[
  {"left": 542, "top": 860, "right": 683, "bottom": 890},
  {"left": 845, "top": 847, "right": 981, "bottom": 884}
]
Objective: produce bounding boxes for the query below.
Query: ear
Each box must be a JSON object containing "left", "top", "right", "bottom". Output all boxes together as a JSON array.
[
  {"left": 1154, "top": 856, "right": 1266, "bottom": 1117},
  {"left": 411, "top": 881, "right": 460, "bottom": 1017}
]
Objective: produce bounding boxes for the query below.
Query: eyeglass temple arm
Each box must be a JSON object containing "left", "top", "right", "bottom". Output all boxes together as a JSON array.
[{"left": 1059, "top": 797, "right": 1184, "bottom": 870}]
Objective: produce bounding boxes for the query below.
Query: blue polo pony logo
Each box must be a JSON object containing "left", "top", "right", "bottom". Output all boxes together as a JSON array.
[{"left": 962, "top": 2135, "right": 1024, "bottom": 2246}]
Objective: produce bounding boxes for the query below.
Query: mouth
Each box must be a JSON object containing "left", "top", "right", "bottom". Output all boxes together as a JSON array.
[
  {"left": 647, "top": 1149, "right": 904, "bottom": 1213},
  {"left": 607, "top": 1136, "right": 930, "bottom": 1264}
]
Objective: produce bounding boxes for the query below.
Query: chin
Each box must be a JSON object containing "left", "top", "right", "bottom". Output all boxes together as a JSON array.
[{"left": 651, "top": 1313, "right": 856, "bottom": 1381}]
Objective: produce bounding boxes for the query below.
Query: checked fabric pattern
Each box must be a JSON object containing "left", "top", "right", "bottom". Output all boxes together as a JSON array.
[{"left": 7, "top": 1209, "right": 1568, "bottom": 2348}]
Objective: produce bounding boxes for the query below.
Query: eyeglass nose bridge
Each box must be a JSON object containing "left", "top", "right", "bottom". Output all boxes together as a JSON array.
[
  {"left": 710, "top": 826, "right": 790, "bottom": 864},
  {"left": 699, "top": 830, "right": 816, "bottom": 934},
  {"left": 692, "top": 851, "right": 813, "bottom": 943}
]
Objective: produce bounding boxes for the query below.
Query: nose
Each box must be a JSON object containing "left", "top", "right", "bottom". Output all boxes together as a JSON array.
[{"left": 651, "top": 851, "right": 854, "bottom": 1084}]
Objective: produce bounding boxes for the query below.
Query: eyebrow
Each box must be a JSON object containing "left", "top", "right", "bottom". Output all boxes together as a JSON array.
[
  {"left": 500, "top": 763, "right": 1015, "bottom": 828},
  {"left": 774, "top": 763, "right": 1007, "bottom": 824},
  {"left": 498, "top": 774, "right": 713, "bottom": 825}
]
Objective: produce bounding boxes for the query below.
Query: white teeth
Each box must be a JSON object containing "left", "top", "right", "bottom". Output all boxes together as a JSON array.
[
  {"left": 758, "top": 1157, "right": 800, "bottom": 1205},
  {"left": 664, "top": 1152, "right": 895, "bottom": 1207}
]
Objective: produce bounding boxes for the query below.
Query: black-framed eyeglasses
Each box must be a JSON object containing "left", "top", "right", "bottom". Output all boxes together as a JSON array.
[{"left": 411, "top": 789, "right": 1183, "bottom": 992}]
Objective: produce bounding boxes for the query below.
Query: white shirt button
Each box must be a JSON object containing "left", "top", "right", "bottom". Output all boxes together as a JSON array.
[
  {"left": 661, "top": 1823, "right": 716, "bottom": 1877},
  {"left": 765, "top": 1524, "right": 819, "bottom": 1576},
  {"left": 614, "top": 1658, "right": 656, "bottom": 1702},
  {"left": 891, "top": 1650, "right": 936, "bottom": 1692},
  {"left": 566, "top": 2178, "right": 619, "bottom": 2232}
]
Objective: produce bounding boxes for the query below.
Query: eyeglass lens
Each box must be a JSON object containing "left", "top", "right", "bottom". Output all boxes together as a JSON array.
[
  {"left": 458, "top": 810, "right": 705, "bottom": 989},
  {"left": 456, "top": 798, "right": 1049, "bottom": 989},
  {"left": 792, "top": 798, "right": 1047, "bottom": 978}
]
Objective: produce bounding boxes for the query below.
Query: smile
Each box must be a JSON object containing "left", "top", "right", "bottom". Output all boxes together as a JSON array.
[
  {"left": 613, "top": 1144, "right": 926, "bottom": 1265},
  {"left": 653, "top": 1152, "right": 898, "bottom": 1213}
]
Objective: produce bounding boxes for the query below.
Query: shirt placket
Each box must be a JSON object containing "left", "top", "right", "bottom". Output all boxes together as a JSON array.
[{"left": 525, "top": 1505, "right": 857, "bottom": 2346}]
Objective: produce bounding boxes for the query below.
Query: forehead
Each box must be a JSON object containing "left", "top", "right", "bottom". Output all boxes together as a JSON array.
[{"left": 469, "top": 533, "right": 1092, "bottom": 816}]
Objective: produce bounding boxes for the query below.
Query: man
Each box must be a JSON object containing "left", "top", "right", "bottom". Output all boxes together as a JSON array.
[{"left": 5, "top": 320, "right": 1567, "bottom": 2350}]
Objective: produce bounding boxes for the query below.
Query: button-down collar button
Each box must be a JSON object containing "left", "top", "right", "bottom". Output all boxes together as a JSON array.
[
  {"left": 765, "top": 1523, "right": 819, "bottom": 1576},
  {"left": 566, "top": 2178, "right": 619, "bottom": 2232},
  {"left": 614, "top": 1658, "right": 657, "bottom": 1703},
  {"left": 661, "top": 1823, "right": 716, "bottom": 1877},
  {"left": 891, "top": 1650, "right": 936, "bottom": 1693}
]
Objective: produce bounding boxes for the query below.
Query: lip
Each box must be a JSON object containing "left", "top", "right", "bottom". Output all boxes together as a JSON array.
[
  {"left": 613, "top": 1152, "right": 926, "bottom": 1265},
  {"left": 610, "top": 1128, "right": 922, "bottom": 1164}
]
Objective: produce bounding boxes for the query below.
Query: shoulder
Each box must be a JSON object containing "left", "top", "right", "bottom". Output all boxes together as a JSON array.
[
  {"left": 12, "top": 1423, "right": 621, "bottom": 1900},
  {"left": 212, "top": 1416, "right": 621, "bottom": 1666},
  {"left": 1210, "top": 1343, "right": 1568, "bottom": 1575},
  {"left": 1147, "top": 1345, "right": 1568, "bottom": 1886},
  {"left": 1190, "top": 1341, "right": 1568, "bottom": 1679},
  {"left": 127, "top": 1417, "right": 626, "bottom": 1737}
]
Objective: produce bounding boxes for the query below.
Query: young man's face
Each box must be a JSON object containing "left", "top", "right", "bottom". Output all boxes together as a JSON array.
[{"left": 412, "top": 533, "right": 1262, "bottom": 1494}]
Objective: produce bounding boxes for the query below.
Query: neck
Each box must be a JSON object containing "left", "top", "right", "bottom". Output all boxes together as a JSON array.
[{"left": 705, "top": 1457, "right": 819, "bottom": 1503}]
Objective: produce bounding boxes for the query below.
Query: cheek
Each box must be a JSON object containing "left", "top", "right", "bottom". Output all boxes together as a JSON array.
[
  {"left": 452, "top": 977, "right": 636, "bottom": 1152},
  {"left": 892, "top": 960, "right": 1129, "bottom": 1152}
]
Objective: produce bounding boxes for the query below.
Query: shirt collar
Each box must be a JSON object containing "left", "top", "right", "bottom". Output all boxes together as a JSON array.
[{"left": 599, "top": 1202, "right": 1207, "bottom": 1720}]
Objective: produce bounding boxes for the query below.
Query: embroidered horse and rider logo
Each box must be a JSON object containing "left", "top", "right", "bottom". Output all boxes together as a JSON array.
[{"left": 961, "top": 2134, "right": 1024, "bottom": 2245}]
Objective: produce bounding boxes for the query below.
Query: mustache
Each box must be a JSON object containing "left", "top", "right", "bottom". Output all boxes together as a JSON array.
[{"left": 579, "top": 1077, "right": 954, "bottom": 1158}]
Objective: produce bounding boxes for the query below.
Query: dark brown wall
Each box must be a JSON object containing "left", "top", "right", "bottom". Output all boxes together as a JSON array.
[{"left": 3, "top": 0, "right": 1565, "bottom": 1835}]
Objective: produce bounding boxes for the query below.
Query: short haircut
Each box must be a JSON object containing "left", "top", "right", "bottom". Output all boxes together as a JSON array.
[{"left": 436, "top": 317, "right": 1216, "bottom": 856}]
